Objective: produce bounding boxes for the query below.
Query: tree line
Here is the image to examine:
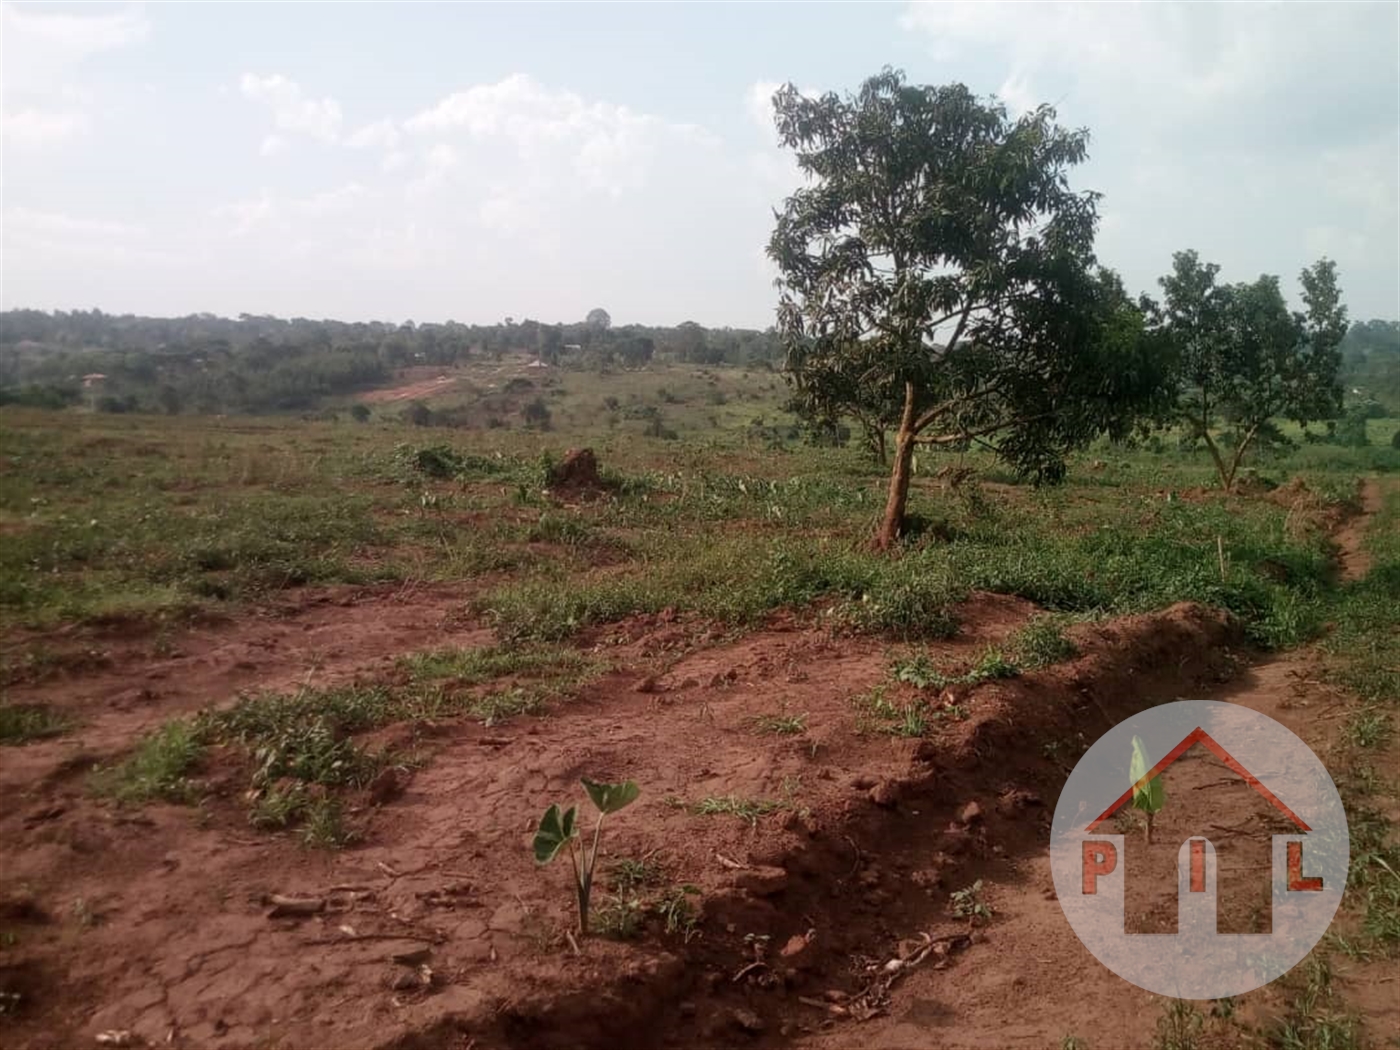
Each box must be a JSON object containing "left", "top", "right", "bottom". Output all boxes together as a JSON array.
[{"left": 0, "top": 310, "right": 785, "bottom": 416}]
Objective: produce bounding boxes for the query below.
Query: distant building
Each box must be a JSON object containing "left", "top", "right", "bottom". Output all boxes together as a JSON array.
[{"left": 81, "top": 373, "right": 107, "bottom": 388}]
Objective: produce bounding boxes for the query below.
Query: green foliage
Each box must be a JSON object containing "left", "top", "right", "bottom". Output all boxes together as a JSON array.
[
  {"left": 299, "top": 796, "right": 359, "bottom": 849},
  {"left": 692, "top": 795, "right": 784, "bottom": 825},
  {"left": 532, "top": 779, "right": 640, "bottom": 934},
  {"left": 1008, "top": 616, "right": 1080, "bottom": 668},
  {"left": 769, "top": 69, "right": 1168, "bottom": 543},
  {"left": 1153, "top": 999, "right": 1204, "bottom": 1050},
  {"left": 0, "top": 702, "right": 72, "bottom": 745},
  {"left": 91, "top": 720, "right": 203, "bottom": 804},
  {"left": 949, "top": 880, "right": 993, "bottom": 924},
  {"left": 1156, "top": 251, "right": 1347, "bottom": 490}
]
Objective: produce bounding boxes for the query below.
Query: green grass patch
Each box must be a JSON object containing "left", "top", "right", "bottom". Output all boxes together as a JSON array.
[
  {"left": 0, "top": 702, "right": 72, "bottom": 744},
  {"left": 91, "top": 719, "right": 204, "bottom": 804}
]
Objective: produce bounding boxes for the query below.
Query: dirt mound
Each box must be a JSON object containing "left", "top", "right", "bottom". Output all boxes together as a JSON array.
[{"left": 545, "top": 448, "right": 608, "bottom": 497}]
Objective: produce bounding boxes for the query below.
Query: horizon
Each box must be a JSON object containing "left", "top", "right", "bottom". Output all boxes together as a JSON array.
[{"left": 2, "top": 2, "right": 1398, "bottom": 327}]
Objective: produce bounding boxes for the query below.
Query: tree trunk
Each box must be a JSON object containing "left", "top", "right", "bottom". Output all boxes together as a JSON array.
[
  {"left": 1224, "top": 422, "right": 1262, "bottom": 491},
  {"left": 1201, "top": 431, "right": 1232, "bottom": 492},
  {"left": 875, "top": 384, "right": 918, "bottom": 551}
]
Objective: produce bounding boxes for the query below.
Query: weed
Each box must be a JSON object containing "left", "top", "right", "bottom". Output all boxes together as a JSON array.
[
  {"left": 750, "top": 711, "right": 807, "bottom": 735},
  {"left": 593, "top": 895, "right": 645, "bottom": 940},
  {"left": 248, "top": 782, "right": 310, "bottom": 830},
  {"left": 1153, "top": 999, "right": 1204, "bottom": 1050},
  {"left": 1273, "top": 955, "right": 1359, "bottom": 1050},
  {"left": 91, "top": 720, "right": 203, "bottom": 803},
  {"left": 948, "top": 880, "right": 993, "bottom": 925},
  {"left": 655, "top": 884, "right": 702, "bottom": 942},
  {"left": 1345, "top": 710, "right": 1390, "bottom": 749},
  {"left": 299, "top": 796, "right": 358, "bottom": 849},
  {"left": 1060, "top": 1038, "right": 1088, "bottom": 1050},
  {"left": 610, "top": 854, "right": 665, "bottom": 894},
  {"left": 0, "top": 702, "right": 71, "bottom": 745},
  {"left": 692, "top": 795, "right": 784, "bottom": 825},
  {"left": 1009, "top": 615, "right": 1079, "bottom": 668}
]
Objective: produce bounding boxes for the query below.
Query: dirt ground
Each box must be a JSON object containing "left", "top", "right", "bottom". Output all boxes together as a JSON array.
[{"left": 0, "top": 484, "right": 1391, "bottom": 1050}]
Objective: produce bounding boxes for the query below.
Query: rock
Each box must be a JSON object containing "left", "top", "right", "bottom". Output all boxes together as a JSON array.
[
  {"left": 633, "top": 676, "right": 660, "bottom": 694},
  {"left": 869, "top": 779, "right": 900, "bottom": 808},
  {"left": 959, "top": 800, "right": 984, "bottom": 825},
  {"left": 858, "top": 866, "right": 881, "bottom": 889},
  {"left": 736, "top": 865, "right": 789, "bottom": 897},
  {"left": 730, "top": 1007, "right": 765, "bottom": 1035},
  {"left": 368, "top": 767, "right": 404, "bottom": 806},
  {"left": 850, "top": 774, "right": 877, "bottom": 790}
]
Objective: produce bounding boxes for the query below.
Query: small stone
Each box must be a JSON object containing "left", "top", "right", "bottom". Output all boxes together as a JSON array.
[
  {"left": 735, "top": 865, "right": 789, "bottom": 897},
  {"left": 779, "top": 933, "right": 811, "bottom": 957},
  {"left": 730, "top": 1007, "right": 764, "bottom": 1035},
  {"left": 823, "top": 989, "right": 849, "bottom": 1003},
  {"left": 959, "top": 800, "right": 984, "bottom": 825},
  {"left": 869, "top": 779, "right": 900, "bottom": 808},
  {"left": 850, "top": 774, "right": 877, "bottom": 790},
  {"left": 858, "top": 867, "right": 881, "bottom": 889}
]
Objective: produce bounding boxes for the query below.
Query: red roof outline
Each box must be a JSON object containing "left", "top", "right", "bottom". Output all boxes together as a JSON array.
[{"left": 1085, "top": 726, "right": 1311, "bottom": 833}]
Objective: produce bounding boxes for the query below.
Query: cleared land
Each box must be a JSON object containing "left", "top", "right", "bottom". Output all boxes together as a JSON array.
[{"left": 1, "top": 358, "right": 1397, "bottom": 1050}]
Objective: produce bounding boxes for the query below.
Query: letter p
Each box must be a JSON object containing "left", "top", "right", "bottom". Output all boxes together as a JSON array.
[{"left": 1082, "top": 840, "right": 1118, "bottom": 895}]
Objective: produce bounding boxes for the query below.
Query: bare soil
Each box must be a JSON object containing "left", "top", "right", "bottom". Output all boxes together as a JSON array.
[{"left": 0, "top": 483, "right": 1389, "bottom": 1050}]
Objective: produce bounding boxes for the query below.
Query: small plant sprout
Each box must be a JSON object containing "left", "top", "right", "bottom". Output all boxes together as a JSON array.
[
  {"left": 533, "top": 777, "right": 640, "bottom": 935},
  {"left": 1131, "top": 735, "right": 1165, "bottom": 845},
  {"left": 949, "top": 880, "right": 993, "bottom": 925}
]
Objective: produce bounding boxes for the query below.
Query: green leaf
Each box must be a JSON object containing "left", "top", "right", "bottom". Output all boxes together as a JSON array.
[
  {"left": 533, "top": 803, "right": 577, "bottom": 864},
  {"left": 1129, "top": 735, "right": 1164, "bottom": 815},
  {"left": 581, "top": 778, "right": 640, "bottom": 815}
]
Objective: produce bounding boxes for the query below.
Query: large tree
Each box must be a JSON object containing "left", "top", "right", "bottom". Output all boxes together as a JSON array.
[
  {"left": 768, "top": 69, "right": 1163, "bottom": 549},
  {"left": 1157, "top": 251, "right": 1346, "bottom": 490}
]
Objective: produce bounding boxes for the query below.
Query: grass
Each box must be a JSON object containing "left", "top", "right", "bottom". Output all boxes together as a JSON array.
[
  {"left": 91, "top": 719, "right": 204, "bottom": 804},
  {"left": 0, "top": 702, "right": 72, "bottom": 744},
  {"left": 750, "top": 710, "right": 807, "bottom": 735},
  {"left": 691, "top": 794, "right": 786, "bottom": 825},
  {"left": 1271, "top": 956, "right": 1360, "bottom": 1050}
]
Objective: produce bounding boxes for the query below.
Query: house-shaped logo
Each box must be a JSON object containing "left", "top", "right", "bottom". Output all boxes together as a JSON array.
[{"left": 1050, "top": 702, "right": 1348, "bottom": 999}]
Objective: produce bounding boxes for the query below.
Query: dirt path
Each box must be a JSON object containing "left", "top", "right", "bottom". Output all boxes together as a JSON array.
[{"left": 1336, "top": 477, "right": 1383, "bottom": 582}]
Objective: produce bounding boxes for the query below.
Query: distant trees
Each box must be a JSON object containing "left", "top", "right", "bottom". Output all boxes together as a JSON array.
[
  {"left": 769, "top": 68, "right": 1166, "bottom": 549},
  {"left": 585, "top": 308, "right": 612, "bottom": 331},
  {"left": 350, "top": 403, "right": 371, "bottom": 423},
  {"left": 1156, "top": 251, "right": 1347, "bottom": 490}
]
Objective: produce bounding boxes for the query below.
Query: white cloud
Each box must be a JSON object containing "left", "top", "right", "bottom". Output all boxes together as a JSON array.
[
  {"left": 1, "top": 3, "right": 149, "bottom": 59},
  {"left": 239, "top": 73, "right": 343, "bottom": 143},
  {"left": 4, "top": 206, "right": 146, "bottom": 241},
  {"left": 259, "top": 134, "right": 286, "bottom": 158},
  {"left": 344, "top": 118, "right": 400, "bottom": 151},
  {"left": 1, "top": 107, "right": 88, "bottom": 147},
  {"left": 0, "top": 3, "right": 148, "bottom": 151}
]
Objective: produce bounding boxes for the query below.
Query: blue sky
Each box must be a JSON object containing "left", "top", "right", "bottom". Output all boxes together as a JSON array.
[{"left": 2, "top": 1, "right": 1397, "bottom": 328}]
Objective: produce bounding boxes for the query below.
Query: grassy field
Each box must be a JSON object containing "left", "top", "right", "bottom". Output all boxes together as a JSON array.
[{"left": 2, "top": 356, "right": 1398, "bottom": 1049}]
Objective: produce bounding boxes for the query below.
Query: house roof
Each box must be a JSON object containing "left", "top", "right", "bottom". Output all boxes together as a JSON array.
[{"left": 1086, "top": 726, "right": 1310, "bottom": 833}]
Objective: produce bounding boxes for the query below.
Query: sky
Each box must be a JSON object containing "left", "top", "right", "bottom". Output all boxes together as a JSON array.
[{"left": 1, "top": 1, "right": 1397, "bottom": 328}]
